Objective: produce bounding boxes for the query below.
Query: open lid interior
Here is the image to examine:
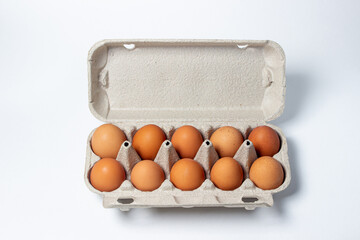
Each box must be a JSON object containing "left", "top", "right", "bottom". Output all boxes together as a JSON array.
[{"left": 88, "top": 40, "right": 285, "bottom": 124}]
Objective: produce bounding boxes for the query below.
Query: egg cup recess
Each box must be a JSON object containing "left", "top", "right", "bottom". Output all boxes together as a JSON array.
[{"left": 85, "top": 123, "right": 291, "bottom": 210}]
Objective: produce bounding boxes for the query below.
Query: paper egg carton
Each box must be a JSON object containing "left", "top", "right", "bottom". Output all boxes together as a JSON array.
[{"left": 85, "top": 39, "right": 291, "bottom": 211}]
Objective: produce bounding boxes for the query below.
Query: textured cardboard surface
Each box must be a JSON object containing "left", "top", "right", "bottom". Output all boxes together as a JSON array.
[
  {"left": 85, "top": 40, "right": 290, "bottom": 211},
  {"left": 88, "top": 40, "right": 286, "bottom": 123}
]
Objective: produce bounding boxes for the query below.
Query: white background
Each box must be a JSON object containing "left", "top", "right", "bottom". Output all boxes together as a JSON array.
[{"left": 1, "top": 0, "right": 360, "bottom": 239}]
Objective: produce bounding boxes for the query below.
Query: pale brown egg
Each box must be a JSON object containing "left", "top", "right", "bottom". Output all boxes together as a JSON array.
[
  {"left": 171, "top": 125, "right": 203, "bottom": 158},
  {"left": 210, "top": 157, "right": 243, "bottom": 190},
  {"left": 249, "top": 156, "right": 284, "bottom": 190},
  {"left": 170, "top": 158, "right": 205, "bottom": 191},
  {"left": 248, "top": 126, "right": 280, "bottom": 157},
  {"left": 131, "top": 160, "right": 165, "bottom": 191},
  {"left": 90, "top": 158, "right": 126, "bottom": 192},
  {"left": 132, "top": 124, "right": 167, "bottom": 160},
  {"left": 210, "top": 126, "right": 244, "bottom": 157},
  {"left": 91, "top": 124, "right": 127, "bottom": 158}
]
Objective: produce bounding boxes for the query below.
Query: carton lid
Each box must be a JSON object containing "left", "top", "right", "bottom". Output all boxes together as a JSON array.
[{"left": 88, "top": 39, "right": 285, "bottom": 123}]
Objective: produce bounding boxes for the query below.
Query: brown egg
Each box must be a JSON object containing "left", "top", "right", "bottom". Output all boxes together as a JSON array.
[
  {"left": 210, "top": 126, "right": 244, "bottom": 157},
  {"left": 132, "top": 124, "right": 167, "bottom": 160},
  {"left": 210, "top": 157, "right": 243, "bottom": 190},
  {"left": 91, "top": 124, "right": 127, "bottom": 158},
  {"left": 90, "top": 158, "right": 126, "bottom": 192},
  {"left": 171, "top": 125, "right": 203, "bottom": 158},
  {"left": 131, "top": 160, "right": 165, "bottom": 191},
  {"left": 170, "top": 158, "right": 205, "bottom": 191},
  {"left": 248, "top": 126, "right": 280, "bottom": 157},
  {"left": 249, "top": 156, "right": 284, "bottom": 190}
]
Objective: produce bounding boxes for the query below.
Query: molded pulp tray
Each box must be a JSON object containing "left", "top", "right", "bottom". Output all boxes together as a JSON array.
[{"left": 85, "top": 39, "right": 291, "bottom": 211}]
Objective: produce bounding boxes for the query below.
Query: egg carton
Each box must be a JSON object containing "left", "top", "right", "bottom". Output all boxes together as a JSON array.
[{"left": 85, "top": 39, "right": 291, "bottom": 211}]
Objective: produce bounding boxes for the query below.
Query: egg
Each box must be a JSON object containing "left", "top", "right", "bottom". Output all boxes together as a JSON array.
[
  {"left": 171, "top": 125, "right": 203, "bottom": 158},
  {"left": 210, "top": 126, "right": 244, "bottom": 157},
  {"left": 131, "top": 160, "right": 165, "bottom": 191},
  {"left": 249, "top": 156, "right": 284, "bottom": 190},
  {"left": 132, "top": 124, "right": 167, "bottom": 160},
  {"left": 248, "top": 126, "right": 280, "bottom": 157},
  {"left": 91, "top": 124, "right": 127, "bottom": 158},
  {"left": 90, "top": 158, "right": 126, "bottom": 192},
  {"left": 210, "top": 157, "right": 243, "bottom": 190},
  {"left": 170, "top": 158, "right": 205, "bottom": 191}
]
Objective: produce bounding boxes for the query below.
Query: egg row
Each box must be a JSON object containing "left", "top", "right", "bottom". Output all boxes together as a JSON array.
[
  {"left": 89, "top": 123, "right": 284, "bottom": 193},
  {"left": 91, "top": 124, "right": 281, "bottom": 162},
  {"left": 90, "top": 156, "right": 284, "bottom": 192}
]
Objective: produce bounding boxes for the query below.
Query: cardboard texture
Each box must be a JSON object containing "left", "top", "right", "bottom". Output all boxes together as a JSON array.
[{"left": 85, "top": 39, "right": 291, "bottom": 211}]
